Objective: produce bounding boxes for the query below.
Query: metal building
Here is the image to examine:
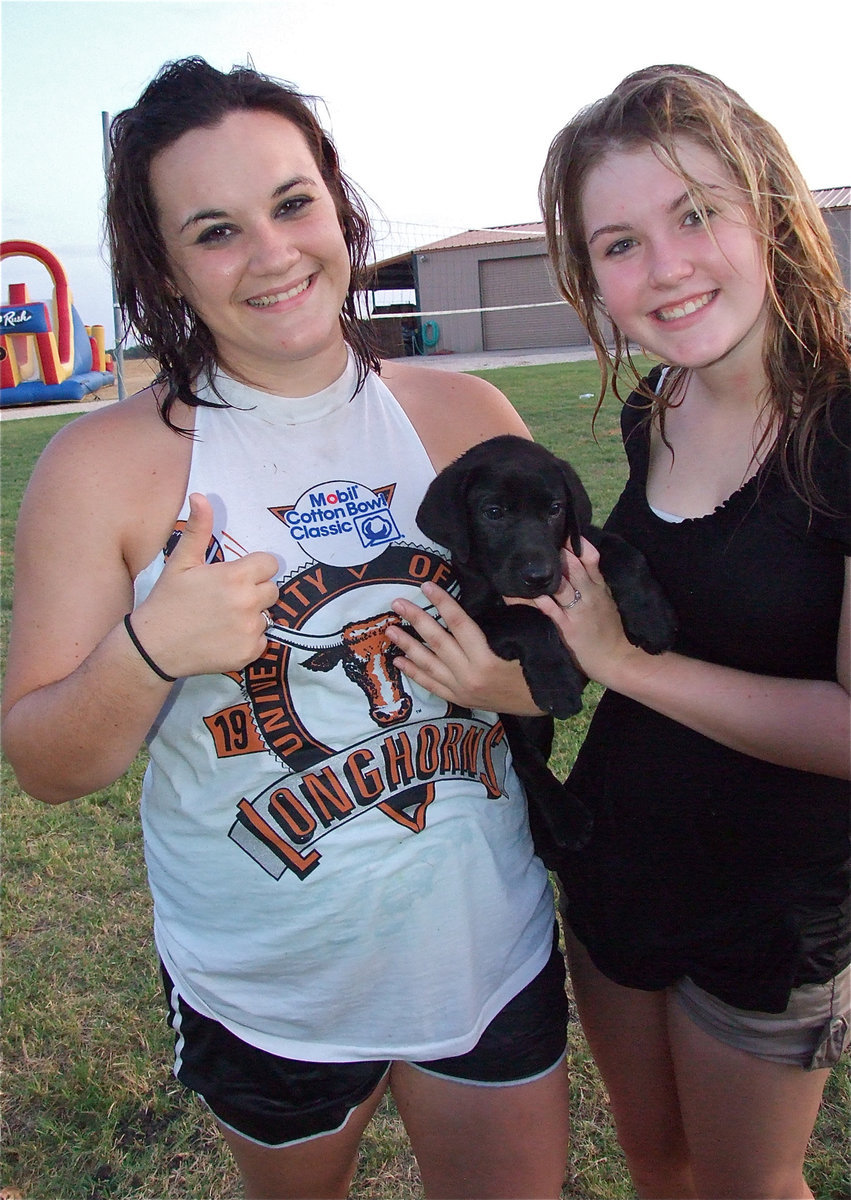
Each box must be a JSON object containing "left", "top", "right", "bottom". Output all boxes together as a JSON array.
[{"left": 367, "top": 189, "right": 850, "bottom": 358}]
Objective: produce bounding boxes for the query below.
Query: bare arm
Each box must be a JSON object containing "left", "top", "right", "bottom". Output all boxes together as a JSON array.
[
  {"left": 1, "top": 407, "right": 279, "bottom": 803},
  {"left": 390, "top": 551, "right": 850, "bottom": 778},
  {"left": 533, "top": 542, "right": 851, "bottom": 779}
]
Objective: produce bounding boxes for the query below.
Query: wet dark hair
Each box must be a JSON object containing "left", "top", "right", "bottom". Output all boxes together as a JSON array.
[
  {"left": 106, "top": 56, "right": 380, "bottom": 429},
  {"left": 540, "top": 64, "right": 850, "bottom": 511}
]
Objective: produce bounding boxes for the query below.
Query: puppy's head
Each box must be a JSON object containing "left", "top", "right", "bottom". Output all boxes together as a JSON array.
[{"left": 417, "top": 435, "right": 592, "bottom": 598}]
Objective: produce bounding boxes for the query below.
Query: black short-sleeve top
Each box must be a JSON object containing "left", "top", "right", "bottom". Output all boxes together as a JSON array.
[{"left": 561, "top": 375, "right": 851, "bottom": 1012}]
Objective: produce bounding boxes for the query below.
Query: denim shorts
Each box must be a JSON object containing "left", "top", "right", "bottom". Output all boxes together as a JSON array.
[
  {"left": 673, "top": 961, "right": 851, "bottom": 1069},
  {"left": 161, "top": 934, "right": 568, "bottom": 1147}
]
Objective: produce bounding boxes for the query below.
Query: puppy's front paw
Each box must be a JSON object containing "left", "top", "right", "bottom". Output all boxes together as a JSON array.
[
  {"left": 620, "top": 592, "right": 678, "bottom": 653},
  {"left": 523, "top": 660, "right": 585, "bottom": 719},
  {"left": 597, "top": 533, "right": 678, "bottom": 654}
]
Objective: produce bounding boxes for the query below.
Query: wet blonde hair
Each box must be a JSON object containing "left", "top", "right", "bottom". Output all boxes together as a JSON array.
[{"left": 539, "top": 64, "right": 849, "bottom": 509}]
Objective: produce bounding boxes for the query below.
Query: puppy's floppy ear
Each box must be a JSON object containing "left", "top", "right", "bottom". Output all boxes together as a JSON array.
[
  {"left": 416, "top": 460, "right": 474, "bottom": 561},
  {"left": 555, "top": 455, "right": 593, "bottom": 556}
]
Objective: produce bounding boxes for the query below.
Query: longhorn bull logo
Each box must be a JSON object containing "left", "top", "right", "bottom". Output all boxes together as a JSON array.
[{"left": 266, "top": 611, "right": 413, "bottom": 727}]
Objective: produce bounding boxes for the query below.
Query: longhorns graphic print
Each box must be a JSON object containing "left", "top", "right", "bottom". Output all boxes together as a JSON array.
[{"left": 163, "top": 493, "right": 512, "bottom": 882}]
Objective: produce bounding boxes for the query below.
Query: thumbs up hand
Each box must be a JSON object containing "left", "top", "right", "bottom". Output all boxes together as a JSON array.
[
  {"left": 167, "top": 491, "right": 219, "bottom": 571},
  {"left": 129, "top": 493, "right": 280, "bottom": 678}
]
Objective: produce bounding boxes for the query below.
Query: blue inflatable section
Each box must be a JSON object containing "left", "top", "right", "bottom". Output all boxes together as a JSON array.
[
  {"left": 0, "top": 304, "right": 114, "bottom": 407},
  {"left": 2, "top": 372, "right": 114, "bottom": 403}
]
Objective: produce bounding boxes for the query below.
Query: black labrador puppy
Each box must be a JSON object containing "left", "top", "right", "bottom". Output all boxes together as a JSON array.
[{"left": 416, "top": 434, "right": 677, "bottom": 865}]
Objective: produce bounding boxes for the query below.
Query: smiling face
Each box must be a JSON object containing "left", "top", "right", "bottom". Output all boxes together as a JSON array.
[
  {"left": 150, "top": 108, "right": 352, "bottom": 394},
  {"left": 582, "top": 138, "right": 769, "bottom": 376}
]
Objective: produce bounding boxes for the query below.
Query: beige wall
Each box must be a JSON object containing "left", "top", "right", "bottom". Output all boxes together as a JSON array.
[{"left": 416, "top": 240, "right": 590, "bottom": 354}]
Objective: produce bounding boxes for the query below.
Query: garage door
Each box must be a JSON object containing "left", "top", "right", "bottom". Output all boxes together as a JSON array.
[{"left": 479, "top": 255, "right": 589, "bottom": 350}]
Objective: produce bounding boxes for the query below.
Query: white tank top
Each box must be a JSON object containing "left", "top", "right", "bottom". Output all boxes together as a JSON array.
[{"left": 134, "top": 355, "right": 554, "bottom": 1061}]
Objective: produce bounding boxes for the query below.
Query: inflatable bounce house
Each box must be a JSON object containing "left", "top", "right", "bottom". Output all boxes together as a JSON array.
[{"left": 1, "top": 239, "right": 114, "bottom": 406}]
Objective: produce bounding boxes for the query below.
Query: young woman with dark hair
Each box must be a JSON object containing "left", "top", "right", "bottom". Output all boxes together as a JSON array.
[{"left": 2, "top": 58, "right": 570, "bottom": 1200}]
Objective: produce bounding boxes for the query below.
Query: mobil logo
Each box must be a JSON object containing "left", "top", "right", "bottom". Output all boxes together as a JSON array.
[{"left": 271, "top": 479, "right": 401, "bottom": 565}]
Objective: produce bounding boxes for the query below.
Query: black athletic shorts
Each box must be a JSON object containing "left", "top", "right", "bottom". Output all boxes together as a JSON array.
[{"left": 160, "top": 931, "right": 568, "bottom": 1147}]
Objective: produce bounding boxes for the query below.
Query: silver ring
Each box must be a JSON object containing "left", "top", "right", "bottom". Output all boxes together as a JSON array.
[
  {"left": 562, "top": 589, "right": 582, "bottom": 610},
  {"left": 262, "top": 610, "right": 274, "bottom": 631}
]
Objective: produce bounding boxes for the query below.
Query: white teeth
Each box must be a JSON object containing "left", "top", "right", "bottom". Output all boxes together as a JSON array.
[
  {"left": 247, "top": 278, "right": 311, "bottom": 307},
  {"left": 657, "top": 291, "right": 714, "bottom": 321}
]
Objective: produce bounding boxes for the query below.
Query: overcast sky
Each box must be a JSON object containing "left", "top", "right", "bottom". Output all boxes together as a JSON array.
[{"left": 2, "top": 0, "right": 849, "bottom": 337}]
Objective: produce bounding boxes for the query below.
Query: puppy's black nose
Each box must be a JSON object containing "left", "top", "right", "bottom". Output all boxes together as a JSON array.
[{"left": 519, "top": 562, "right": 558, "bottom": 592}]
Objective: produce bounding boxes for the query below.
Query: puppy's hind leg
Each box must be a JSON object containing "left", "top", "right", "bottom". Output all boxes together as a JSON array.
[{"left": 503, "top": 715, "right": 594, "bottom": 864}]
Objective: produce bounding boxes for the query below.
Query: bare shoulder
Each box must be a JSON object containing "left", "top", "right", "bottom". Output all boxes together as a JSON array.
[
  {"left": 20, "top": 385, "right": 194, "bottom": 576},
  {"left": 39, "top": 384, "right": 189, "bottom": 460},
  {"left": 380, "top": 358, "right": 525, "bottom": 418},
  {"left": 380, "top": 359, "right": 530, "bottom": 471}
]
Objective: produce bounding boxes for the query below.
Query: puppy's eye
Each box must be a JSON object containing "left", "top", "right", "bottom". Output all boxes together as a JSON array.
[
  {"left": 548, "top": 502, "right": 565, "bottom": 518},
  {"left": 482, "top": 505, "right": 505, "bottom": 521}
]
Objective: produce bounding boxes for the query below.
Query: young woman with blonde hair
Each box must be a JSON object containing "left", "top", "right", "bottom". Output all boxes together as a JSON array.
[{"left": 392, "top": 64, "right": 850, "bottom": 1198}]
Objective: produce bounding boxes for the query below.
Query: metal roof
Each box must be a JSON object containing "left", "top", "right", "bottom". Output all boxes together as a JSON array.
[
  {"left": 416, "top": 224, "right": 546, "bottom": 252},
  {"left": 367, "top": 189, "right": 849, "bottom": 287},
  {"left": 811, "top": 186, "right": 850, "bottom": 208}
]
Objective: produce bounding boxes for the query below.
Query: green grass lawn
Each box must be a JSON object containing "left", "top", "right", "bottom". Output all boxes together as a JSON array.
[{"left": 1, "top": 360, "right": 848, "bottom": 1199}]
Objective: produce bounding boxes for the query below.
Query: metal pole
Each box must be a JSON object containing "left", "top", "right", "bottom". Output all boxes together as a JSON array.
[{"left": 101, "top": 111, "right": 126, "bottom": 400}]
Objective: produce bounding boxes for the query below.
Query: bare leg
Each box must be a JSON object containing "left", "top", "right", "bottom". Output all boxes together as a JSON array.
[
  {"left": 389, "top": 1057, "right": 570, "bottom": 1199},
  {"left": 564, "top": 925, "right": 696, "bottom": 1198},
  {"left": 668, "top": 997, "right": 829, "bottom": 1199},
  {"left": 216, "top": 1073, "right": 388, "bottom": 1200}
]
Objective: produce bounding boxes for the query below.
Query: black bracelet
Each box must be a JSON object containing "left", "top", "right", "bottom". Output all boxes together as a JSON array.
[{"left": 123, "top": 613, "right": 177, "bottom": 683}]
